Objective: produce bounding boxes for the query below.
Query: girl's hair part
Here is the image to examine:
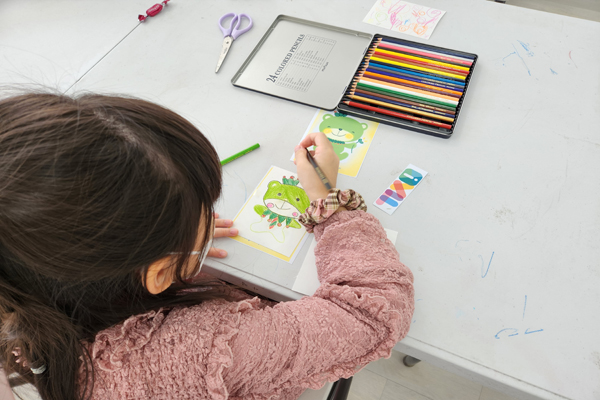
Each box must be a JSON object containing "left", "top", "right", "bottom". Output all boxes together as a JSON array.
[{"left": 0, "top": 92, "right": 226, "bottom": 399}]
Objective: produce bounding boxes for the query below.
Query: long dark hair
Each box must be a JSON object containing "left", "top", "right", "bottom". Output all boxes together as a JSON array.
[{"left": 0, "top": 93, "right": 226, "bottom": 399}]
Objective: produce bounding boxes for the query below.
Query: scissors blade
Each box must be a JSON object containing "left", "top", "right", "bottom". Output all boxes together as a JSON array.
[{"left": 215, "top": 37, "right": 233, "bottom": 73}]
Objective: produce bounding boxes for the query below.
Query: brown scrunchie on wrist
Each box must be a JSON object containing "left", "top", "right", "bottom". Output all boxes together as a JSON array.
[{"left": 299, "top": 189, "right": 367, "bottom": 232}]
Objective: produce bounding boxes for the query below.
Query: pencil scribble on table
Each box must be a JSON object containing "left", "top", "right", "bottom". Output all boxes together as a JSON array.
[
  {"left": 568, "top": 50, "right": 577, "bottom": 68},
  {"left": 320, "top": 113, "right": 367, "bottom": 161},
  {"left": 495, "top": 295, "right": 543, "bottom": 339},
  {"left": 517, "top": 40, "right": 534, "bottom": 57},
  {"left": 502, "top": 44, "right": 532, "bottom": 76},
  {"left": 252, "top": 176, "right": 309, "bottom": 243},
  {"left": 481, "top": 251, "right": 494, "bottom": 278}
]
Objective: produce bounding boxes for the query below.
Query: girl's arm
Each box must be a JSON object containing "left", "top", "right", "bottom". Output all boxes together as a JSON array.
[{"left": 223, "top": 210, "right": 414, "bottom": 398}]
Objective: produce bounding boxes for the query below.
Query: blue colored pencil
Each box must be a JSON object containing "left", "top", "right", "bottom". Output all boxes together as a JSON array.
[
  {"left": 368, "top": 60, "right": 466, "bottom": 86},
  {"left": 362, "top": 62, "right": 464, "bottom": 91}
]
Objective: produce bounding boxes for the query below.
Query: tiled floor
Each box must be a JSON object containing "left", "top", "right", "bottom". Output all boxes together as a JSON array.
[{"left": 349, "top": 352, "right": 518, "bottom": 400}]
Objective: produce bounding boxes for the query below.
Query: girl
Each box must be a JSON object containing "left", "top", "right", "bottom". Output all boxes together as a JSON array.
[{"left": 0, "top": 93, "right": 414, "bottom": 400}]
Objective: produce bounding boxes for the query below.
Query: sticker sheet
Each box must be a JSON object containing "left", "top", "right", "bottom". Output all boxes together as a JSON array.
[
  {"left": 363, "top": 0, "right": 446, "bottom": 40},
  {"left": 230, "top": 166, "right": 309, "bottom": 263},
  {"left": 291, "top": 109, "right": 379, "bottom": 177},
  {"left": 373, "top": 164, "right": 428, "bottom": 215}
]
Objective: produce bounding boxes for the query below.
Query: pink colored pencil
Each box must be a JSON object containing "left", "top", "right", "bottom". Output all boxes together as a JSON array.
[{"left": 377, "top": 40, "right": 473, "bottom": 67}]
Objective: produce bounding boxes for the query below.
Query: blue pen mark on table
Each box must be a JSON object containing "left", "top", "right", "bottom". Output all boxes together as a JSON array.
[
  {"left": 495, "top": 295, "right": 543, "bottom": 339},
  {"left": 550, "top": 68, "right": 558, "bottom": 75},
  {"left": 481, "top": 251, "right": 494, "bottom": 278},
  {"left": 517, "top": 40, "right": 534, "bottom": 57}
]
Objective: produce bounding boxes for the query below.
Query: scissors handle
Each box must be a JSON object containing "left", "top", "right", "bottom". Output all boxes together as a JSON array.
[{"left": 218, "top": 12, "right": 253, "bottom": 40}]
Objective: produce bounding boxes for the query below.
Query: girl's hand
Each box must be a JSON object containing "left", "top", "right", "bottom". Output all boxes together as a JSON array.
[
  {"left": 206, "top": 213, "right": 238, "bottom": 258},
  {"left": 294, "top": 132, "right": 339, "bottom": 202}
]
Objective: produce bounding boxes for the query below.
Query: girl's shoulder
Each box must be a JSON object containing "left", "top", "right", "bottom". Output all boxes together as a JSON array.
[{"left": 81, "top": 296, "right": 268, "bottom": 399}]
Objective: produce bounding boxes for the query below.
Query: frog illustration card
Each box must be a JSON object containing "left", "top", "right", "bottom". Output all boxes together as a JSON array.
[
  {"left": 291, "top": 109, "right": 379, "bottom": 177},
  {"left": 230, "top": 166, "right": 310, "bottom": 263}
]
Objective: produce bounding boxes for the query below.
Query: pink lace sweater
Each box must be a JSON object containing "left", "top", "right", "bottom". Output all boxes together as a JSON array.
[{"left": 83, "top": 210, "right": 414, "bottom": 399}]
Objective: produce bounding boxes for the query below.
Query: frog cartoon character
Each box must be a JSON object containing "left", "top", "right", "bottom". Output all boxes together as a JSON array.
[
  {"left": 254, "top": 176, "right": 310, "bottom": 230},
  {"left": 319, "top": 113, "right": 368, "bottom": 161}
]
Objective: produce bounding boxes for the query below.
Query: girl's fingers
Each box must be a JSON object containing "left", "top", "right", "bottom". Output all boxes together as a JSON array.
[
  {"left": 206, "top": 247, "right": 227, "bottom": 258},
  {"left": 214, "top": 227, "right": 238, "bottom": 238},
  {"left": 214, "top": 218, "right": 233, "bottom": 228}
]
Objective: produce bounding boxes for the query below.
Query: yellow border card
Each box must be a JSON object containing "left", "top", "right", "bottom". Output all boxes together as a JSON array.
[
  {"left": 291, "top": 109, "right": 379, "bottom": 177},
  {"left": 229, "top": 166, "right": 310, "bottom": 263}
]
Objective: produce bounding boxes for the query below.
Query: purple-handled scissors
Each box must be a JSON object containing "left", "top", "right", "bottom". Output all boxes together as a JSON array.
[{"left": 215, "top": 12, "right": 253, "bottom": 73}]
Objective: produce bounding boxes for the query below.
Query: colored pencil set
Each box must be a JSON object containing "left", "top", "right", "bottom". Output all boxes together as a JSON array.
[{"left": 338, "top": 35, "right": 477, "bottom": 137}]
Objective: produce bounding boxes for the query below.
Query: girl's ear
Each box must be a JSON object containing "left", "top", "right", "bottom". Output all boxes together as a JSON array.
[{"left": 145, "top": 257, "right": 175, "bottom": 294}]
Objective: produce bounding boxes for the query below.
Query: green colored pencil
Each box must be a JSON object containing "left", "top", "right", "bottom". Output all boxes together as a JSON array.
[{"left": 220, "top": 143, "right": 260, "bottom": 166}]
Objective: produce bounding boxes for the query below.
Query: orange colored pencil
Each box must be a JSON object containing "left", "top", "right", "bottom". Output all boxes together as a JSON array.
[
  {"left": 363, "top": 70, "right": 463, "bottom": 97},
  {"left": 358, "top": 76, "right": 460, "bottom": 103}
]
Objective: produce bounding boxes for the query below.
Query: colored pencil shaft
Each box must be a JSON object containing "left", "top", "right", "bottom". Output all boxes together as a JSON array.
[
  {"left": 369, "top": 59, "right": 466, "bottom": 84},
  {"left": 353, "top": 88, "right": 456, "bottom": 116},
  {"left": 371, "top": 54, "right": 469, "bottom": 77},
  {"left": 305, "top": 149, "right": 332, "bottom": 190},
  {"left": 360, "top": 73, "right": 461, "bottom": 100},
  {"left": 366, "top": 61, "right": 465, "bottom": 87},
  {"left": 354, "top": 81, "right": 457, "bottom": 109},
  {"left": 220, "top": 143, "right": 260, "bottom": 165},
  {"left": 379, "top": 38, "right": 475, "bottom": 62},
  {"left": 358, "top": 77, "right": 459, "bottom": 104},
  {"left": 375, "top": 45, "right": 470, "bottom": 68},
  {"left": 377, "top": 40, "right": 474, "bottom": 66},
  {"left": 363, "top": 70, "right": 463, "bottom": 97},
  {"left": 352, "top": 82, "right": 457, "bottom": 111},
  {"left": 364, "top": 64, "right": 464, "bottom": 90},
  {"left": 371, "top": 50, "right": 470, "bottom": 75},
  {"left": 365, "top": 66, "right": 464, "bottom": 92},
  {"left": 373, "top": 48, "right": 470, "bottom": 73},
  {"left": 348, "top": 94, "right": 454, "bottom": 122},
  {"left": 343, "top": 100, "right": 453, "bottom": 130}
]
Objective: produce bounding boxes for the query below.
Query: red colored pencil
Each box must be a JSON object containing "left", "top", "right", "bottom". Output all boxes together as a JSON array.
[{"left": 342, "top": 100, "right": 453, "bottom": 129}]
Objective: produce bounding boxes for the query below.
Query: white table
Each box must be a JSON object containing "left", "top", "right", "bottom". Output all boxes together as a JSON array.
[
  {"left": 7, "top": 1, "right": 600, "bottom": 399},
  {"left": 0, "top": 0, "right": 151, "bottom": 91}
]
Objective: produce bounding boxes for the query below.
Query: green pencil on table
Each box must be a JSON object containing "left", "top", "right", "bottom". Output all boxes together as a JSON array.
[
  {"left": 220, "top": 143, "right": 260, "bottom": 165},
  {"left": 221, "top": 143, "right": 331, "bottom": 192}
]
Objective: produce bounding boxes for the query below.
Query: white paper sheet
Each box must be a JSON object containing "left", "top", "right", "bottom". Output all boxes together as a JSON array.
[{"left": 363, "top": 0, "right": 446, "bottom": 40}]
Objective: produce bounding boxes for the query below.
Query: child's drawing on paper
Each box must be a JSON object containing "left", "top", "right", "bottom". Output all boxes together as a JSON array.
[
  {"left": 292, "top": 110, "right": 379, "bottom": 177},
  {"left": 252, "top": 175, "right": 310, "bottom": 242},
  {"left": 319, "top": 113, "right": 367, "bottom": 161},
  {"left": 230, "top": 166, "right": 310, "bottom": 263},
  {"left": 363, "top": 0, "right": 446, "bottom": 40}
]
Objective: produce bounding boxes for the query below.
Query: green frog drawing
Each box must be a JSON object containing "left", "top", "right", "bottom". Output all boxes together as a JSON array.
[{"left": 253, "top": 176, "right": 310, "bottom": 231}]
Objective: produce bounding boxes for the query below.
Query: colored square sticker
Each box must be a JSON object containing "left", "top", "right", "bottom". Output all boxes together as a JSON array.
[{"left": 373, "top": 164, "right": 427, "bottom": 215}]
